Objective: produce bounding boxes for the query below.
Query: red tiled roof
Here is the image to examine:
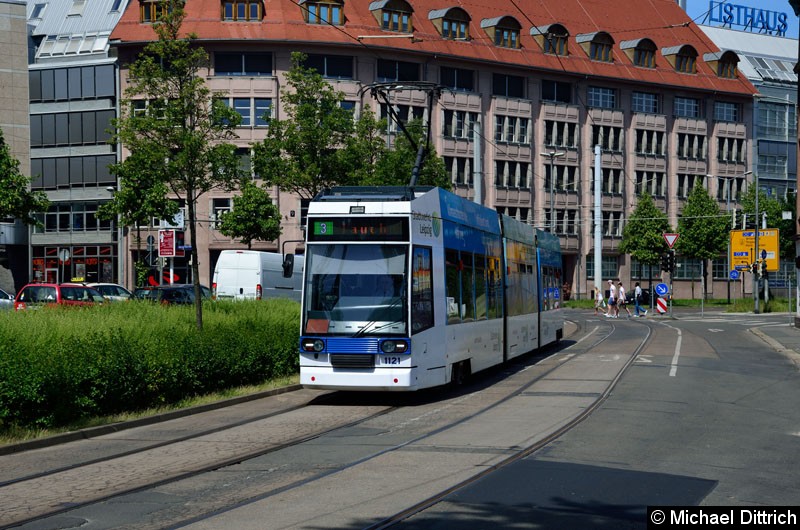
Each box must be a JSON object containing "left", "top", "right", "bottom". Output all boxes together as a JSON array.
[{"left": 111, "top": 0, "right": 756, "bottom": 96}]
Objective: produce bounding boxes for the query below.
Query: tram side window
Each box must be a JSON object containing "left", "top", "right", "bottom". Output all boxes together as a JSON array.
[
  {"left": 487, "top": 256, "right": 502, "bottom": 319},
  {"left": 411, "top": 246, "right": 434, "bottom": 333},
  {"left": 474, "top": 254, "right": 487, "bottom": 321},
  {"left": 446, "top": 249, "right": 461, "bottom": 323},
  {"left": 506, "top": 260, "right": 520, "bottom": 316},
  {"left": 525, "top": 264, "right": 535, "bottom": 313}
]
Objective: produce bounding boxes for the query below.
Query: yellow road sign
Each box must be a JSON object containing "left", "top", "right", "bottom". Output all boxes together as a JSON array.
[{"left": 730, "top": 229, "right": 780, "bottom": 272}]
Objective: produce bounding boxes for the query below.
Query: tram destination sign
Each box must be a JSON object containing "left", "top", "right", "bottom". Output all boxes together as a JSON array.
[{"left": 309, "top": 217, "right": 409, "bottom": 242}]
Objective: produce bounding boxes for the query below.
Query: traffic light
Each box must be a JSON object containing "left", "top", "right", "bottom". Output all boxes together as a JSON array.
[
  {"left": 750, "top": 262, "right": 757, "bottom": 274},
  {"left": 668, "top": 251, "right": 676, "bottom": 274},
  {"left": 661, "top": 252, "right": 670, "bottom": 272},
  {"left": 760, "top": 260, "right": 767, "bottom": 276}
]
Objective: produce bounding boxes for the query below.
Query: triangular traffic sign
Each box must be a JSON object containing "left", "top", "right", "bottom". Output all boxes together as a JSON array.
[{"left": 663, "top": 233, "right": 679, "bottom": 248}]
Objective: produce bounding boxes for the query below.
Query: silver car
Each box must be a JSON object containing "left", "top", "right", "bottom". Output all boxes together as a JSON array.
[
  {"left": 0, "top": 288, "right": 13, "bottom": 310},
  {"left": 87, "top": 283, "right": 133, "bottom": 302}
]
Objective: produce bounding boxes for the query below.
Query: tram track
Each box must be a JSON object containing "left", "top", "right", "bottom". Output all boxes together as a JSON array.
[{"left": 2, "top": 315, "right": 652, "bottom": 529}]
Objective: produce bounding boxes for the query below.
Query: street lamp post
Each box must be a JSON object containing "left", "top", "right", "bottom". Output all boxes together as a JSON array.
[
  {"left": 754, "top": 170, "right": 760, "bottom": 314},
  {"left": 546, "top": 151, "right": 565, "bottom": 231}
]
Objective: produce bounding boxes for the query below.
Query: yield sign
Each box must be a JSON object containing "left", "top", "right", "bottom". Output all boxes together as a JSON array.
[{"left": 663, "top": 233, "right": 679, "bottom": 248}]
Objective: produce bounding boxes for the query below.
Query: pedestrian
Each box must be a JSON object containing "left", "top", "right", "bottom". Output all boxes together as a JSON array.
[
  {"left": 594, "top": 286, "right": 606, "bottom": 316},
  {"left": 617, "top": 281, "right": 632, "bottom": 318},
  {"left": 605, "top": 279, "right": 617, "bottom": 318},
  {"left": 633, "top": 281, "right": 647, "bottom": 317}
]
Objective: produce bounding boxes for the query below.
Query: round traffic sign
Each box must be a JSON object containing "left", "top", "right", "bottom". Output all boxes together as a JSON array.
[
  {"left": 729, "top": 269, "right": 740, "bottom": 280},
  {"left": 655, "top": 283, "right": 669, "bottom": 296},
  {"left": 761, "top": 249, "right": 767, "bottom": 260}
]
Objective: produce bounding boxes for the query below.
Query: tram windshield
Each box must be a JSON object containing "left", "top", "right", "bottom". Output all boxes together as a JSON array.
[{"left": 303, "top": 244, "right": 408, "bottom": 336}]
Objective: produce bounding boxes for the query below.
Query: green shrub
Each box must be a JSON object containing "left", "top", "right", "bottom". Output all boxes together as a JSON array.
[{"left": 0, "top": 299, "right": 300, "bottom": 431}]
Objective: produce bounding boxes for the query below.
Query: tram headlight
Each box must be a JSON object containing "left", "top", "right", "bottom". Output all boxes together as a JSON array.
[
  {"left": 302, "top": 338, "right": 325, "bottom": 352},
  {"left": 380, "top": 340, "right": 408, "bottom": 354}
]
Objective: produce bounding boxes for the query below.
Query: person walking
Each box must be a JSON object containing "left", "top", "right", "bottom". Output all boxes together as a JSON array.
[
  {"left": 617, "top": 281, "right": 632, "bottom": 318},
  {"left": 633, "top": 281, "right": 647, "bottom": 317},
  {"left": 606, "top": 279, "right": 617, "bottom": 318},
  {"left": 594, "top": 286, "right": 606, "bottom": 316}
]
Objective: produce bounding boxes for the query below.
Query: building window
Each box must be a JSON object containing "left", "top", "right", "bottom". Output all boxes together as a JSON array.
[
  {"left": 586, "top": 254, "right": 619, "bottom": 280},
  {"left": 546, "top": 164, "right": 578, "bottom": 192},
  {"left": 578, "top": 32, "right": 614, "bottom": 62},
  {"left": 441, "top": 66, "right": 474, "bottom": 92},
  {"left": 370, "top": 1, "right": 413, "bottom": 32},
  {"left": 304, "top": 54, "right": 354, "bottom": 79},
  {"left": 222, "top": 1, "right": 262, "bottom": 21},
  {"left": 590, "top": 41, "right": 612, "bottom": 62},
  {"left": 543, "top": 28, "right": 568, "bottom": 56},
  {"left": 674, "top": 49, "right": 697, "bottom": 73},
  {"left": 674, "top": 96, "right": 700, "bottom": 118},
  {"left": 492, "top": 74, "right": 524, "bottom": 98},
  {"left": 380, "top": 104, "right": 424, "bottom": 132},
  {"left": 376, "top": 59, "right": 419, "bottom": 82},
  {"left": 677, "top": 174, "right": 705, "bottom": 198},
  {"left": 592, "top": 125, "right": 624, "bottom": 152},
  {"left": 587, "top": 86, "right": 615, "bottom": 109},
  {"left": 140, "top": 0, "right": 170, "bottom": 23},
  {"left": 757, "top": 102, "right": 796, "bottom": 139},
  {"left": 717, "top": 137, "right": 746, "bottom": 163},
  {"left": 718, "top": 60, "right": 736, "bottom": 78},
  {"left": 482, "top": 17, "right": 522, "bottom": 49},
  {"left": 214, "top": 52, "right": 272, "bottom": 76},
  {"left": 632, "top": 91, "right": 660, "bottom": 114},
  {"left": 443, "top": 110, "right": 478, "bottom": 139},
  {"left": 494, "top": 115, "right": 529, "bottom": 144},
  {"left": 676, "top": 133, "right": 707, "bottom": 160},
  {"left": 635, "top": 171, "right": 666, "bottom": 197},
  {"left": 443, "top": 18, "right": 468, "bottom": 39},
  {"left": 445, "top": 156, "right": 473, "bottom": 187},
  {"left": 211, "top": 198, "right": 231, "bottom": 229},
  {"left": 495, "top": 160, "right": 529, "bottom": 189},
  {"left": 635, "top": 129, "right": 665, "bottom": 156},
  {"left": 714, "top": 101, "right": 740, "bottom": 122},
  {"left": 544, "top": 120, "right": 578, "bottom": 148},
  {"left": 302, "top": 0, "right": 343, "bottom": 25},
  {"left": 31, "top": 3, "right": 48, "bottom": 19},
  {"left": 674, "top": 256, "right": 701, "bottom": 279},
  {"left": 600, "top": 167, "right": 622, "bottom": 194},
  {"left": 220, "top": 98, "right": 272, "bottom": 127},
  {"left": 634, "top": 47, "right": 656, "bottom": 68},
  {"left": 542, "top": 80, "right": 571, "bottom": 104},
  {"left": 68, "top": 0, "right": 86, "bottom": 16}
]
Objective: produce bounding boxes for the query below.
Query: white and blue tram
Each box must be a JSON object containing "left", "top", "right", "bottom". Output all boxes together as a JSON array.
[{"left": 298, "top": 186, "right": 563, "bottom": 391}]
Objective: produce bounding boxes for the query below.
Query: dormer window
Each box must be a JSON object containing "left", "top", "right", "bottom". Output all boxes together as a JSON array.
[
  {"left": 531, "top": 24, "right": 568, "bottom": 56},
  {"left": 704, "top": 50, "right": 739, "bottom": 79},
  {"left": 663, "top": 45, "right": 698, "bottom": 74},
  {"left": 30, "top": 3, "right": 48, "bottom": 19},
  {"left": 481, "top": 16, "right": 521, "bottom": 49},
  {"left": 301, "top": 0, "right": 344, "bottom": 26},
  {"left": 370, "top": 0, "right": 413, "bottom": 33},
  {"left": 68, "top": 0, "right": 86, "bottom": 17},
  {"left": 140, "top": 0, "right": 170, "bottom": 23},
  {"left": 222, "top": 1, "right": 262, "bottom": 21},
  {"left": 429, "top": 7, "right": 471, "bottom": 40},
  {"left": 621, "top": 38, "right": 656, "bottom": 68},
  {"left": 577, "top": 31, "right": 614, "bottom": 63}
]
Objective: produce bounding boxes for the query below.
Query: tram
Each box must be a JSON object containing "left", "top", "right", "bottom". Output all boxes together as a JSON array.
[{"left": 297, "top": 186, "right": 563, "bottom": 391}]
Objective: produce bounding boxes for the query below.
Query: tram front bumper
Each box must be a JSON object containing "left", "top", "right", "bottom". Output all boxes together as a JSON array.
[{"left": 300, "top": 365, "right": 418, "bottom": 391}]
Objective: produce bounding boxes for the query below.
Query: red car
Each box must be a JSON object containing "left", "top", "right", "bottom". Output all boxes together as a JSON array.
[{"left": 14, "top": 283, "right": 106, "bottom": 310}]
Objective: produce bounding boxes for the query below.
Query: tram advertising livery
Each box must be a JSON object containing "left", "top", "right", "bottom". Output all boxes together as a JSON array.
[{"left": 298, "top": 186, "right": 563, "bottom": 391}]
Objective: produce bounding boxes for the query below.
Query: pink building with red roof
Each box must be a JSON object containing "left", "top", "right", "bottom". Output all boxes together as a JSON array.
[{"left": 109, "top": 0, "right": 757, "bottom": 299}]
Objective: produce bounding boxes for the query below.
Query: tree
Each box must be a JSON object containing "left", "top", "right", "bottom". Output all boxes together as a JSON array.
[
  {"left": 115, "top": 0, "right": 243, "bottom": 330},
  {"left": 252, "top": 52, "right": 358, "bottom": 200},
  {"left": 676, "top": 185, "right": 729, "bottom": 299},
  {"left": 97, "top": 150, "right": 179, "bottom": 287},
  {"left": 369, "top": 118, "right": 449, "bottom": 189},
  {"left": 0, "top": 129, "right": 49, "bottom": 226},
  {"left": 217, "top": 180, "right": 282, "bottom": 249},
  {"left": 618, "top": 192, "right": 671, "bottom": 303}
]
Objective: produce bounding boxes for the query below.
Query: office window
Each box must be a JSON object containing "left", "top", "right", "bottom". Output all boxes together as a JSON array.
[
  {"left": 632, "top": 91, "right": 660, "bottom": 114},
  {"left": 304, "top": 54, "right": 354, "bottom": 79},
  {"left": 587, "top": 86, "right": 615, "bottom": 109},
  {"left": 674, "top": 96, "right": 700, "bottom": 118},
  {"left": 592, "top": 125, "right": 623, "bottom": 152},
  {"left": 542, "top": 80, "right": 571, "bottom": 103},
  {"left": 492, "top": 73, "right": 524, "bottom": 98},
  {"left": 376, "top": 59, "right": 419, "bottom": 82},
  {"left": 714, "top": 101, "right": 740, "bottom": 122},
  {"left": 441, "top": 66, "right": 474, "bottom": 92},
  {"left": 254, "top": 98, "right": 272, "bottom": 126},
  {"left": 215, "top": 52, "right": 272, "bottom": 76}
]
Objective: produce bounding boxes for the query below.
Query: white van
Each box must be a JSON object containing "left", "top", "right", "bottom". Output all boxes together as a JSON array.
[{"left": 212, "top": 250, "right": 304, "bottom": 301}]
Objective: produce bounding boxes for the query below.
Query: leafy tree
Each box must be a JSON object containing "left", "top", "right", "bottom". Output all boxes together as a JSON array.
[
  {"left": 252, "top": 52, "right": 357, "bottom": 200},
  {"left": 739, "top": 186, "right": 795, "bottom": 260},
  {"left": 0, "top": 129, "right": 49, "bottom": 226},
  {"left": 97, "top": 150, "right": 178, "bottom": 286},
  {"left": 618, "top": 192, "right": 671, "bottom": 302},
  {"left": 115, "top": 0, "right": 243, "bottom": 330},
  {"left": 369, "top": 118, "right": 449, "bottom": 189},
  {"left": 217, "top": 180, "right": 282, "bottom": 249},
  {"left": 676, "top": 185, "right": 729, "bottom": 299}
]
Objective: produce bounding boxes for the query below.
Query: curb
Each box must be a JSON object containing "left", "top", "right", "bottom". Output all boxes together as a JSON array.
[{"left": 750, "top": 327, "right": 800, "bottom": 370}]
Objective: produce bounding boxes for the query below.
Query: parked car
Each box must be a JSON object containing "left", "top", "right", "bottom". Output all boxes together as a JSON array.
[
  {"left": 14, "top": 283, "right": 106, "bottom": 310},
  {"left": 0, "top": 288, "right": 14, "bottom": 310},
  {"left": 137, "top": 284, "right": 212, "bottom": 305},
  {"left": 87, "top": 282, "right": 133, "bottom": 302},
  {"left": 626, "top": 288, "right": 650, "bottom": 306}
]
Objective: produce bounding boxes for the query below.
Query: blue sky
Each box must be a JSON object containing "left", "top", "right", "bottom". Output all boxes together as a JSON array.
[{"left": 684, "top": 0, "right": 800, "bottom": 39}]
